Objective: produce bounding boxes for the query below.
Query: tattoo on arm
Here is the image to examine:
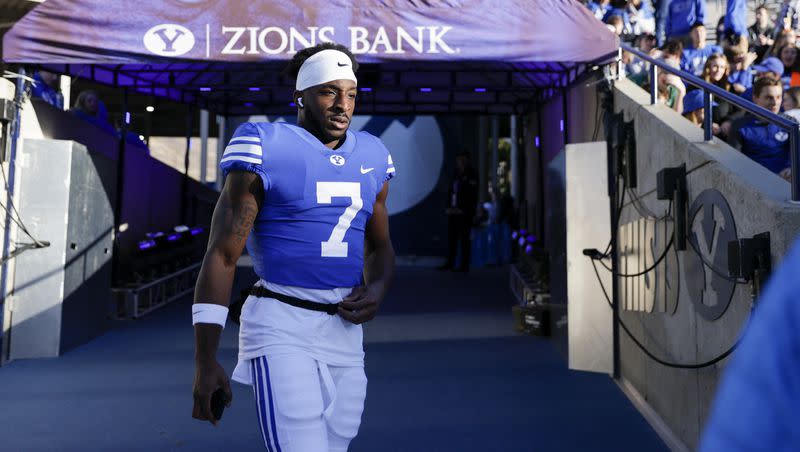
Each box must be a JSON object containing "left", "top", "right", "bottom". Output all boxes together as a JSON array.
[{"left": 233, "top": 201, "right": 258, "bottom": 247}]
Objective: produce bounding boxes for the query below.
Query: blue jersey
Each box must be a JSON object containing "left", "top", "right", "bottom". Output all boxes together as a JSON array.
[
  {"left": 220, "top": 121, "right": 395, "bottom": 289},
  {"left": 663, "top": 0, "right": 706, "bottom": 38},
  {"left": 728, "top": 70, "right": 753, "bottom": 90},
  {"left": 700, "top": 237, "right": 800, "bottom": 450},
  {"left": 731, "top": 115, "right": 791, "bottom": 174},
  {"left": 681, "top": 45, "right": 723, "bottom": 75}
]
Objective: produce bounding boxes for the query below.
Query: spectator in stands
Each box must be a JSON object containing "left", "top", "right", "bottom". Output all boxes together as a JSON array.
[
  {"left": 439, "top": 151, "right": 479, "bottom": 273},
  {"left": 587, "top": 0, "right": 612, "bottom": 21},
  {"left": 70, "top": 89, "right": 115, "bottom": 135},
  {"left": 606, "top": 15, "right": 625, "bottom": 36},
  {"left": 626, "top": 33, "right": 658, "bottom": 85},
  {"left": 782, "top": 86, "right": 800, "bottom": 122},
  {"left": 660, "top": 38, "right": 684, "bottom": 67},
  {"left": 30, "top": 70, "right": 63, "bottom": 110},
  {"left": 702, "top": 54, "right": 730, "bottom": 91},
  {"left": 716, "top": 16, "right": 727, "bottom": 46},
  {"left": 741, "top": 57, "right": 784, "bottom": 101},
  {"left": 681, "top": 22, "right": 723, "bottom": 76},
  {"left": 656, "top": 0, "right": 706, "bottom": 46},
  {"left": 723, "top": 0, "right": 748, "bottom": 47},
  {"left": 701, "top": 54, "right": 734, "bottom": 136},
  {"left": 773, "top": 0, "right": 800, "bottom": 37},
  {"left": 749, "top": 4, "right": 775, "bottom": 59},
  {"left": 726, "top": 45, "right": 755, "bottom": 95},
  {"left": 768, "top": 29, "right": 796, "bottom": 58},
  {"left": 604, "top": 0, "right": 634, "bottom": 35},
  {"left": 682, "top": 89, "right": 719, "bottom": 132},
  {"left": 778, "top": 44, "right": 800, "bottom": 89},
  {"left": 630, "top": 0, "right": 657, "bottom": 35},
  {"left": 658, "top": 58, "right": 686, "bottom": 113},
  {"left": 729, "top": 77, "right": 792, "bottom": 180}
]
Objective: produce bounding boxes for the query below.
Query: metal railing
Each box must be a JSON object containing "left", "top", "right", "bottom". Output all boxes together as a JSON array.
[
  {"left": 620, "top": 44, "right": 800, "bottom": 202},
  {"left": 111, "top": 262, "right": 201, "bottom": 319}
]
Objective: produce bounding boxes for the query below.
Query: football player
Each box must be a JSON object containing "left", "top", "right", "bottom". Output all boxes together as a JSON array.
[{"left": 191, "top": 42, "right": 395, "bottom": 452}]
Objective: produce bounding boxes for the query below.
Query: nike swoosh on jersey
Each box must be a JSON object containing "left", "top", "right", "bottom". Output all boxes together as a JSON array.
[{"left": 360, "top": 166, "right": 375, "bottom": 174}]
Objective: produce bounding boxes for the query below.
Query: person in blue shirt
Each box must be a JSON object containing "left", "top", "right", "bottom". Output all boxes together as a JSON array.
[
  {"left": 681, "top": 22, "right": 724, "bottom": 75},
  {"left": 728, "top": 76, "right": 792, "bottom": 180},
  {"left": 723, "top": 0, "right": 747, "bottom": 45},
  {"left": 739, "top": 57, "right": 784, "bottom": 102},
  {"left": 699, "top": 235, "right": 800, "bottom": 450},
  {"left": 30, "top": 70, "right": 63, "bottom": 110},
  {"left": 604, "top": 0, "right": 634, "bottom": 35},
  {"left": 191, "top": 42, "right": 396, "bottom": 451},
  {"left": 632, "top": 0, "right": 657, "bottom": 35},
  {"left": 656, "top": 0, "right": 706, "bottom": 46},
  {"left": 726, "top": 47, "right": 754, "bottom": 94},
  {"left": 682, "top": 88, "right": 718, "bottom": 131},
  {"left": 587, "top": 0, "right": 612, "bottom": 21}
]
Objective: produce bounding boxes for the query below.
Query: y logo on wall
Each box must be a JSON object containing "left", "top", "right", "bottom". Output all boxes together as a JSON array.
[
  {"left": 683, "top": 189, "right": 737, "bottom": 320},
  {"left": 143, "top": 24, "right": 196, "bottom": 56},
  {"left": 618, "top": 189, "right": 738, "bottom": 320}
]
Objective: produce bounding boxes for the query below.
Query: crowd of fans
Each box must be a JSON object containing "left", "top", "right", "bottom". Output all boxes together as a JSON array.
[
  {"left": 29, "top": 70, "right": 148, "bottom": 149},
  {"left": 588, "top": 0, "right": 798, "bottom": 181}
]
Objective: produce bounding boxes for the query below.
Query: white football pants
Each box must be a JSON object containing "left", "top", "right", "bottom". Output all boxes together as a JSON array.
[{"left": 250, "top": 354, "right": 367, "bottom": 452}]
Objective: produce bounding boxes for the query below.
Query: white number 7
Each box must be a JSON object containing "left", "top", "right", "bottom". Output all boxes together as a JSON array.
[{"left": 317, "top": 182, "right": 363, "bottom": 257}]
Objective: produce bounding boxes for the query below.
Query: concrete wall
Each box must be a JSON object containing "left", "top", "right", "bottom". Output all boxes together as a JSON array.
[
  {"left": 520, "top": 78, "right": 605, "bottom": 357},
  {"left": 613, "top": 78, "right": 800, "bottom": 449}
]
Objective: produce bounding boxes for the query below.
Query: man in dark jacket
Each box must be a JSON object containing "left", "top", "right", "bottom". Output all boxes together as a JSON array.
[{"left": 439, "top": 152, "right": 479, "bottom": 272}]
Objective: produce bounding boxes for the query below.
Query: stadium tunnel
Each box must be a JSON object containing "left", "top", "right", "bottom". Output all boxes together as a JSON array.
[
  {"left": 0, "top": 0, "right": 618, "bottom": 349},
  {"left": 0, "top": 0, "right": 720, "bottom": 450}
]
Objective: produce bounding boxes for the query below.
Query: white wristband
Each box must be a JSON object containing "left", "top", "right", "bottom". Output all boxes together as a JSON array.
[{"left": 192, "top": 303, "right": 229, "bottom": 329}]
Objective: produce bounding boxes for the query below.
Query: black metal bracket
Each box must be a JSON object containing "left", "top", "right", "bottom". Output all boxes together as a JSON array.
[{"left": 656, "top": 164, "right": 687, "bottom": 250}]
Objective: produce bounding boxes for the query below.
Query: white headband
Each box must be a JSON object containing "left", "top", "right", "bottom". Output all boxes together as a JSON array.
[{"left": 295, "top": 49, "right": 357, "bottom": 91}]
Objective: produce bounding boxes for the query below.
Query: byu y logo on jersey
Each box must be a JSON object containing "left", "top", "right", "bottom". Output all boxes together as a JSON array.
[
  {"left": 330, "top": 154, "right": 346, "bottom": 166},
  {"left": 143, "top": 24, "right": 195, "bottom": 56}
]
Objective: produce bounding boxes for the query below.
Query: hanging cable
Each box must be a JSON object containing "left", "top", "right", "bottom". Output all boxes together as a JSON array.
[
  {"left": 590, "top": 259, "right": 744, "bottom": 369},
  {"left": 0, "top": 76, "right": 49, "bottom": 250}
]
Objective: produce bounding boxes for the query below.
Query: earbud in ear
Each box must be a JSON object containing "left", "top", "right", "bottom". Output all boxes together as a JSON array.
[{"left": 296, "top": 97, "right": 304, "bottom": 108}]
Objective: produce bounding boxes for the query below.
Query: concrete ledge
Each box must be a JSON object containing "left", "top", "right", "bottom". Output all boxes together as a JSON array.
[{"left": 617, "top": 377, "right": 691, "bottom": 452}]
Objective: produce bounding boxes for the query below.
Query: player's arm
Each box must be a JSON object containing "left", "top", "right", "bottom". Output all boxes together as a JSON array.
[
  {"left": 339, "top": 181, "right": 395, "bottom": 324},
  {"left": 192, "top": 170, "right": 263, "bottom": 425}
]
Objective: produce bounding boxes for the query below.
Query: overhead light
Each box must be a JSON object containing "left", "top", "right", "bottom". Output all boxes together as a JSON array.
[
  {"left": 360, "top": 87, "right": 373, "bottom": 92},
  {"left": 474, "top": 88, "right": 486, "bottom": 92},
  {"left": 138, "top": 135, "right": 145, "bottom": 141},
  {"left": 199, "top": 87, "right": 211, "bottom": 92},
  {"left": 244, "top": 102, "right": 254, "bottom": 107},
  {"left": 249, "top": 87, "right": 261, "bottom": 91},
  {"left": 419, "top": 87, "right": 432, "bottom": 92},
  {"left": 145, "top": 105, "right": 155, "bottom": 112}
]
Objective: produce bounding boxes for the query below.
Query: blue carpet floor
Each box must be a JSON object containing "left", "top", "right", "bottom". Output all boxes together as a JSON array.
[{"left": 0, "top": 265, "right": 667, "bottom": 451}]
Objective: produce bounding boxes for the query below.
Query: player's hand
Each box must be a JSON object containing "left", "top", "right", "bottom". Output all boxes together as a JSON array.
[
  {"left": 192, "top": 360, "right": 232, "bottom": 426},
  {"left": 779, "top": 167, "right": 792, "bottom": 181},
  {"left": 338, "top": 284, "right": 382, "bottom": 325}
]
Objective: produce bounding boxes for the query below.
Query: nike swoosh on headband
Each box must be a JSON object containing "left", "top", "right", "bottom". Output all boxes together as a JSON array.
[{"left": 337, "top": 62, "right": 349, "bottom": 67}]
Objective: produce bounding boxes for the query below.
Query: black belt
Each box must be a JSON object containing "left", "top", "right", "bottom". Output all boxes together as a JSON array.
[{"left": 249, "top": 286, "right": 340, "bottom": 315}]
